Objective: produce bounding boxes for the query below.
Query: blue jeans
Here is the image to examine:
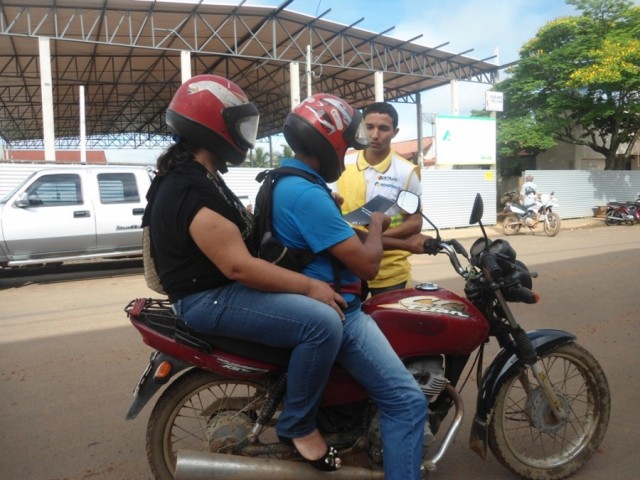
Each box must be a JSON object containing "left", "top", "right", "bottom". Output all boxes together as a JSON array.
[
  {"left": 172, "top": 282, "right": 343, "bottom": 438},
  {"left": 338, "top": 302, "right": 428, "bottom": 480}
]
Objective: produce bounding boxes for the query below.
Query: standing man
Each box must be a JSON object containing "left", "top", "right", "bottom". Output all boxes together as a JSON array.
[{"left": 336, "top": 102, "right": 423, "bottom": 297}]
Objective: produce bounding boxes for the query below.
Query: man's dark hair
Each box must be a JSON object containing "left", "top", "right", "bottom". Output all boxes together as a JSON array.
[{"left": 364, "top": 102, "right": 399, "bottom": 129}]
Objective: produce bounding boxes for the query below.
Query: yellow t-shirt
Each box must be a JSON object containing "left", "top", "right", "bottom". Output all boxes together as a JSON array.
[{"left": 336, "top": 150, "right": 421, "bottom": 288}]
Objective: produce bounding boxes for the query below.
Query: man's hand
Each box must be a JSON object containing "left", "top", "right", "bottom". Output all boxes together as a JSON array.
[
  {"left": 402, "top": 234, "right": 436, "bottom": 254},
  {"left": 370, "top": 212, "right": 391, "bottom": 232}
]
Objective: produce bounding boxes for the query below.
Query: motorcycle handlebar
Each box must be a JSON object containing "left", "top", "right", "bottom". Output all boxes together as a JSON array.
[
  {"left": 481, "top": 252, "right": 503, "bottom": 280},
  {"left": 438, "top": 242, "right": 467, "bottom": 277}
]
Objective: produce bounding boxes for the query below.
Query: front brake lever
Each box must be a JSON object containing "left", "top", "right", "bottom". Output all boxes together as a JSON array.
[{"left": 448, "top": 239, "right": 469, "bottom": 259}]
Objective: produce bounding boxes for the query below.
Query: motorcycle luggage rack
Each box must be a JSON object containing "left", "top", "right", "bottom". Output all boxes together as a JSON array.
[
  {"left": 125, "top": 298, "right": 291, "bottom": 365},
  {"left": 125, "top": 298, "right": 217, "bottom": 354}
]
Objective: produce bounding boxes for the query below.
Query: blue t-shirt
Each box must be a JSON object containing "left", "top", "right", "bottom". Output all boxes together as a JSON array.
[{"left": 272, "top": 159, "right": 360, "bottom": 301}]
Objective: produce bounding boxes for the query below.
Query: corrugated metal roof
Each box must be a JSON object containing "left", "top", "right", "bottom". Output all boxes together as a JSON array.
[{"left": 0, "top": 0, "right": 499, "bottom": 149}]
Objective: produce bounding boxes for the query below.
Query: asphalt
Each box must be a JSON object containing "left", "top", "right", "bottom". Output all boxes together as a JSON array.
[{"left": 433, "top": 215, "right": 609, "bottom": 240}]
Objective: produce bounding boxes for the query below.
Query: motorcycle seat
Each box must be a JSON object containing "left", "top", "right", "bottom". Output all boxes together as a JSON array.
[{"left": 126, "top": 298, "right": 291, "bottom": 366}]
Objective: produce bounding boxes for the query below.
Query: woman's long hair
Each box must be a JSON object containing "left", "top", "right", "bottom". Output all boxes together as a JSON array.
[{"left": 156, "top": 139, "right": 198, "bottom": 175}]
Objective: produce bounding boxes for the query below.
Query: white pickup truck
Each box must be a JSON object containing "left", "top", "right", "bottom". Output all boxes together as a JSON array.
[{"left": 0, "top": 165, "right": 154, "bottom": 268}]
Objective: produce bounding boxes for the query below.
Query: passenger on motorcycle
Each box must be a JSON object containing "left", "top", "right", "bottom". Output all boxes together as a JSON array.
[
  {"left": 272, "top": 93, "right": 431, "bottom": 480},
  {"left": 143, "top": 75, "right": 348, "bottom": 470},
  {"left": 520, "top": 174, "right": 539, "bottom": 206}
]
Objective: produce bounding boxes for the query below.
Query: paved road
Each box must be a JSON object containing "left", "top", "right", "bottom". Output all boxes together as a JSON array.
[{"left": 0, "top": 221, "right": 638, "bottom": 479}]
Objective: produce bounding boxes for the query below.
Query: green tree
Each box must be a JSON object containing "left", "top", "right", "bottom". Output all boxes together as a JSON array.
[
  {"left": 496, "top": 0, "right": 640, "bottom": 170},
  {"left": 246, "top": 146, "right": 272, "bottom": 168},
  {"left": 278, "top": 144, "right": 293, "bottom": 161}
]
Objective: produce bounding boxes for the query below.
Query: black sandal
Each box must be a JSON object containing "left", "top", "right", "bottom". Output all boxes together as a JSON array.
[{"left": 278, "top": 435, "right": 342, "bottom": 472}]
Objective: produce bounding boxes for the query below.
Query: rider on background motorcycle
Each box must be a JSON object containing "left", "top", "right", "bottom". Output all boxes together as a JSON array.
[
  {"left": 271, "top": 93, "right": 432, "bottom": 480},
  {"left": 520, "top": 174, "right": 538, "bottom": 206},
  {"left": 143, "top": 75, "right": 349, "bottom": 471}
]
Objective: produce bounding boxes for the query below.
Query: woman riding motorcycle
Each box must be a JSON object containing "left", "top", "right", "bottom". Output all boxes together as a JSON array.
[{"left": 143, "top": 75, "right": 348, "bottom": 470}]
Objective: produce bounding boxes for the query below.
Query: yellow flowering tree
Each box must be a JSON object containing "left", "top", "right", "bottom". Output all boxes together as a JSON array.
[{"left": 496, "top": 0, "right": 640, "bottom": 170}]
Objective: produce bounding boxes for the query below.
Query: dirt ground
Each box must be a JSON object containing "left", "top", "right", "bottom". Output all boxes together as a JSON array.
[{"left": 1, "top": 221, "right": 638, "bottom": 479}]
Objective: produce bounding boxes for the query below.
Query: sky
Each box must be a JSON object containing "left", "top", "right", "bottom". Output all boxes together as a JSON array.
[
  {"left": 114, "top": 0, "right": 583, "bottom": 162},
  {"left": 253, "top": 0, "right": 579, "bottom": 143}
]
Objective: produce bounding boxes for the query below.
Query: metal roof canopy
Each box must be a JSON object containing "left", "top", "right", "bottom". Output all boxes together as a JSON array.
[{"left": 0, "top": 0, "right": 500, "bottom": 150}]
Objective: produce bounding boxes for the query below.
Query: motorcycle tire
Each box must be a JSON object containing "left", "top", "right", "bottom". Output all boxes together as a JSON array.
[
  {"left": 502, "top": 214, "right": 521, "bottom": 235},
  {"left": 146, "top": 369, "right": 274, "bottom": 480},
  {"left": 488, "top": 342, "right": 610, "bottom": 480},
  {"left": 543, "top": 212, "right": 561, "bottom": 237},
  {"left": 604, "top": 208, "right": 623, "bottom": 226}
]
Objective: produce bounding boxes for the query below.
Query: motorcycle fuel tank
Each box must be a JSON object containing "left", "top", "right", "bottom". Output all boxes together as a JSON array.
[{"left": 363, "top": 283, "right": 489, "bottom": 357}]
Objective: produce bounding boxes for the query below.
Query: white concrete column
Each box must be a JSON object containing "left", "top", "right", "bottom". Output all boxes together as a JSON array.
[
  {"left": 290, "top": 62, "right": 300, "bottom": 110},
  {"left": 79, "top": 85, "right": 86, "bottom": 163},
  {"left": 38, "top": 37, "right": 55, "bottom": 161},
  {"left": 306, "top": 45, "right": 312, "bottom": 98},
  {"left": 181, "top": 51, "right": 192, "bottom": 84},
  {"left": 451, "top": 79, "right": 459, "bottom": 116},
  {"left": 374, "top": 71, "right": 384, "bottom": 102},
  {"left": 416, "top": 92, "right": 423, "bottom": 166}
]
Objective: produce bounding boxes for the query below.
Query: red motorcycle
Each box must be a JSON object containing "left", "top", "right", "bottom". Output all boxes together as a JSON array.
[
  {"left": 604, "top": 194, "right": 640, "bottom": 225},
  {"left": 126, "top": 192, "right": 610, "bottom": 480}
]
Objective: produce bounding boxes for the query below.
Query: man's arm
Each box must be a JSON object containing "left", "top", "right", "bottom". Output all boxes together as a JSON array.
[
  {"left": 381, "top": 212, "right": 423, "bottom": 239},
  {"left": 352, "top": 224, "right": 433, "bottom": 255},
  {"left": 329, "top": 212, "right": 389, "bottom": 280}
]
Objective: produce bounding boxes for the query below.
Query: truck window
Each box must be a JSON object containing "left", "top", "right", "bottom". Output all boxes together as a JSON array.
[
  {"left": 98, "top": 173, "right": 140, "bottom": 204},
  {"left": 25, "top": 174, "right": 83, "bottom": 206}
]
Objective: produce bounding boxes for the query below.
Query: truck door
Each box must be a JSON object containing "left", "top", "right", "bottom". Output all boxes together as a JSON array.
[
  {"left": 2, "top": 172, "right": 97, "bottom": 259},
  {"left": 93, "top": 171, "right": 146, "bottom": 251}
]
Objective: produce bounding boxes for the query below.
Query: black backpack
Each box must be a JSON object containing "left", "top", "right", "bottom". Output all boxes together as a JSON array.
[{"left": 253, "top": 167, "right": 319, "bottom": 272}]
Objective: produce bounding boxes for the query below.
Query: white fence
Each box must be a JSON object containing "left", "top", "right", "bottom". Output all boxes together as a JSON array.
[
  {"left": 4, "top": 162, "right": 639, "bottom": 229},
  {"left": 524, "top": 170, "right": 640, "bottom": 218}
]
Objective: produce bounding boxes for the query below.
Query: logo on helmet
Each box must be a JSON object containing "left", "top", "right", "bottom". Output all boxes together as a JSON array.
[{"left": 187, "top": 80, "right": 246, "bottom": 107}]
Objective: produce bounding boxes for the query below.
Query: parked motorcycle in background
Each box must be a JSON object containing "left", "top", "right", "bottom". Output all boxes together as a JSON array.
[
  {"left": 502, "top": 192, "right": 561, "bottom": 237},
  {"left": 604, "top": 193, "right": 640, "bottom": 226},
  {"left": 125, "top": 191, "right": 610, "bottom": 480}
]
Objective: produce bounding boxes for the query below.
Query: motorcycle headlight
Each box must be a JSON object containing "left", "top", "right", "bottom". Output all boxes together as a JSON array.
[{"left": 489, "top": 239, "right": 516, "bottom": 262}]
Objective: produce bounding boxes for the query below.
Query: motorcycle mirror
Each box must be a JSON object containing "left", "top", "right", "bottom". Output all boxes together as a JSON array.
[
  {"left": 469, "top": 193, "right": 484, "bottom": 225},
  {"left": 396, "top": 190, "right": 420, "bottom": 214}
]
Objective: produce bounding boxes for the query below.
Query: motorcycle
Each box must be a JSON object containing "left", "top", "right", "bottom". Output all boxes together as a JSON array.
[
  {"left": 604, "top": 193, "right": 640, "bottom": 225},
  {"left": 125, "top": 192, "right": 610, "bottom": 480},
  {"left": 502, "top": 192, "right": 561, "bottom": 237}
]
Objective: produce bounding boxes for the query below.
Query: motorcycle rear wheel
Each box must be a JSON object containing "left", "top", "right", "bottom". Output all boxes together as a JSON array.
[
  {"left": 146, "top": 369, "right": 275, "bottom": 480},
  {"left": 488, "top": 342, "right": 610, "bottom": 480},
  {"left": 543, "top": 212, "right": 561, "bottom": 237},
  {"left": 502, "top": 214, "right": 521, "bottom": 235}
]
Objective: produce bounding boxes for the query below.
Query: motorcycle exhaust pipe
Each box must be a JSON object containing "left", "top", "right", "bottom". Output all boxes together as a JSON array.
[
  {"left": 175, "top": 383, "right": 465, "bottom": 480},
  {"left": 174, "top": 450, "right": 384, "bottom": 480}
]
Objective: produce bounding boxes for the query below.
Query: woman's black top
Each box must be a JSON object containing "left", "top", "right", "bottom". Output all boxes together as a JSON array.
[{"left": 145, "top": 161, "right": 254, "bottom": 302}]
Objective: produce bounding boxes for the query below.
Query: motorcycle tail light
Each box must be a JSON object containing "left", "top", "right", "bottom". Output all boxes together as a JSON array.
[{"left": 154, "top": 361, "right": 173, "bottom": 380}]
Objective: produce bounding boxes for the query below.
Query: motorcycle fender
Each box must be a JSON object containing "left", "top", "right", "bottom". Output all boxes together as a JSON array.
[
  {"left": 469, "top": 329, "right": 575, "bottom": 459},
  {"left": 125, "top": 351, "right": 191, "bottom": 420}
]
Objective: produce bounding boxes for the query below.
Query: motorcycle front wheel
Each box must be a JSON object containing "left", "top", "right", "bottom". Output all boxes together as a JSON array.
[
  {"left": 488, "top": 342, "right": 610, "bottom": 480},
  {"left": 543, "top": 212, "right": 561, "bottom": 236},
  {"left": 604, "top": 208, "right": 623, "bottom": 226},
  {"left": 502, "top": 214, "right": 521, "bottom": 235},
  {"left": 146, "top": 369, "right": 275, "bottom": 480}
]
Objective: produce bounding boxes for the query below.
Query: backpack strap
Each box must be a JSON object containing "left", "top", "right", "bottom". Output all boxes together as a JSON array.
[{"left": 254, "top": 167, "right": 349, "bottom": 294}]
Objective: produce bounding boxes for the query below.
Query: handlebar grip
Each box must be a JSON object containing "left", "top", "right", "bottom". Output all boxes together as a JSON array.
[
  {"left": 481, "top": 253, "right": 503, "bottom": 279},
  {"left": 505, "top": 286, "right": 539, "bottom": 304},
  {"left": 423, "top": 238, "right": 441, "bottom": 255}
]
